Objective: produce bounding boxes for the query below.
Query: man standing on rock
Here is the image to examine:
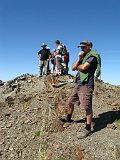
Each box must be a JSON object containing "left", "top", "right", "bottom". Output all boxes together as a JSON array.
[
  {"left": 54, "top": 40, "right": 63, "bottom": 75},
  {"left": 60, "top": 40, "right": 101, "bottom": 138},
  {"left": 38, "top": 43, "right": 51, "bottom": 77}
]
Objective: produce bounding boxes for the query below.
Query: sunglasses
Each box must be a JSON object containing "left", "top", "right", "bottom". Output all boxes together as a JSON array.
[{"left": 81, "top": 46, "right": 87, "bottom": 49}]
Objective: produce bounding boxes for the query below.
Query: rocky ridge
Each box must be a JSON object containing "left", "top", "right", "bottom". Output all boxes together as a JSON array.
[{"left": 0, "top": 74, "right": 120, "bottom": 160}]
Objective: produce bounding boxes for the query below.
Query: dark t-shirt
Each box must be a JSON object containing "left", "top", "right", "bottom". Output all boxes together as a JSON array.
[
  {"left": 76, "top": 56, "right": 98, "bottom": 87},
  {"left": 38, "top": 49, "right": 51, "bottom": 61}
]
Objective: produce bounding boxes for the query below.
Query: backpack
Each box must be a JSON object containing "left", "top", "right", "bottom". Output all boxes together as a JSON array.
[
  {"left": 64, "top": 52, "right": 69, "bottom": 62},
  {"left": 61, "top": 44, "right": 67, "bottom": 55}
]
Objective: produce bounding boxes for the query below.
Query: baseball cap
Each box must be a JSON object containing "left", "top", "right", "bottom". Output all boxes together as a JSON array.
[{"left": 77, "top": 40, "right": 93, "bottom": 48}]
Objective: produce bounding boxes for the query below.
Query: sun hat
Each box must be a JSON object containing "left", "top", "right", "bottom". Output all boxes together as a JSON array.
[{"left": 41, "top": 42, "right": 47, "bottom": 47}]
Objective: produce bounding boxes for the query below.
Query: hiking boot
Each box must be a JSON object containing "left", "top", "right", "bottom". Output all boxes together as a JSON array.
[
  {"left": 77, "top": 129, "right": 92, "bottom": 139},
  {"left": 60, "top": 114, "right": 73, "bottom": 123}
]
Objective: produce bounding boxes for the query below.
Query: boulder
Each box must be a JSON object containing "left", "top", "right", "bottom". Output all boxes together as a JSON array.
[{"left": 0, "top": 80, "right": 4, "bottom": 86}]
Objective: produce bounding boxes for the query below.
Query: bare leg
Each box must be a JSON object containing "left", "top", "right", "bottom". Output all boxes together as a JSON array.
[
  {"left": 56, "top": 58, "right": 62, "bottom": 75},
  {"left": 68, "top": 103, "right": 74, "bottom": 115},
  {"left": 86, "top": 111, "right": 93, "bottom": 124}
]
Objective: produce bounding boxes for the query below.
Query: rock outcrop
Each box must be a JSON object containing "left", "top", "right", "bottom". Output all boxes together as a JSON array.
[{"left": 0, "top": 74, "right": 120, "bottom": 160}]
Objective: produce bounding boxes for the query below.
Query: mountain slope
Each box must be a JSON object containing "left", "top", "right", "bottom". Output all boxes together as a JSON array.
[{"left": 0, "top": 74, "right": 120, "bottom": 160}]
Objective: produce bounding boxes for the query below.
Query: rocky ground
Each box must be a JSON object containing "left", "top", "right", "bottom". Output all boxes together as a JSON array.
[{"left": 0, "top": 74, "right": 120, "bottom": 160}]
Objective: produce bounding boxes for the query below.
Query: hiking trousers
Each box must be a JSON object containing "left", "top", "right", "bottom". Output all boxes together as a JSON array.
[{"left": 40, "top": 60, "right": 47, "bottom": 76}]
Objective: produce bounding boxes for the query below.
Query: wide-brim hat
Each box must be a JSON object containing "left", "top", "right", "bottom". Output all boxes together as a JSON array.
[
  {"left": 46, "top": 47, "right": 50, "bottom": 50},
  {"left": 41, "top": 42, "right": 47, "bottom": 47}
]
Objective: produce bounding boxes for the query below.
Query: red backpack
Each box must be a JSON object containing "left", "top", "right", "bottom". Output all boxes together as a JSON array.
[{"left": 64, "top": 52, "right": 69, "bottom": 62}]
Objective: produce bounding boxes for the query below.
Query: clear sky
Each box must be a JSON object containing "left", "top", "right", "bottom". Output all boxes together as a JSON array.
[{"left": 0, "top": 0, "right": 120, "bottom": 85}]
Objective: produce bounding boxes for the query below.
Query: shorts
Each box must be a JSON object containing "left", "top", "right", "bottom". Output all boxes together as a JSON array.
[
  {"left": 67, "top": 85, "right": 93, "bottom": 115},
  {"left": 55, "top": 57, "right": 63, "bottom": 69}
]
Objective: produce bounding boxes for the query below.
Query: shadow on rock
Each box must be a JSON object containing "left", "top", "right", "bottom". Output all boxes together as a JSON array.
[{"left": 93, "top": 109, "right": 120, "bottom": 132}]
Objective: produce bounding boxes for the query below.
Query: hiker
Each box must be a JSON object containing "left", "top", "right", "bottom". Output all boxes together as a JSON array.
[
  {"left": 63, "top": 50, "right": 69, "bottom": 75},
  {"left": 50, "top": 49, "right": 56, "bottom": 74},
  {"left": 54, "top": 40, "right": 63, "bottom": 75},
  {"left": 58, "top": 43, "right": 69, "bottom": 75},
  {"left": 46, "top": 47, "right": 51, "bottom": 75},
  {"left": 60, "top": 40, "right": 101, "bottom": 138},
  {"left": 37, "top": 43, "right": 51, "bottom": 77}
]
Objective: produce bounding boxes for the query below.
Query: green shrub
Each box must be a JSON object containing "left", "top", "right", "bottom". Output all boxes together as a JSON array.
[
  {"left": 112, "top": 112, "right": 120, "bottom": 124},
  {"left": 55, "top": 156, "right": 65, "bottom": 160},
  {"left": 35, "top": 130, "right": 41, "bottom": 137},
  {"left": 114, "top": 119, "right": 120, "bottom": 124}
]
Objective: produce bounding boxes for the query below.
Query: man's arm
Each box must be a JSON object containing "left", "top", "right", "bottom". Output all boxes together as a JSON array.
[
  {"left": 77, "top": 62, "right": 90, "bottom": 71},
  {"left": 54, "top": 49, "right": 60, "bottom": 56},
  {"left": 37, "top": 51, "right": 41, "bottom": 59},
  {"left": 72, "top": 51, "right": 85, "bottom": 71},
  {"left": 72, "top": 59, "right": 80, "bottom": 71},
  {"left": 77, "top": 56, "right": 95, "bottom": 71},
  {"left": 48, "top": 51, "right": 51, "bottom": 59}
]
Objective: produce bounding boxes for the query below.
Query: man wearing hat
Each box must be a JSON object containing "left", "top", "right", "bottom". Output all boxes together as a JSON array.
[
  {"left": 38, "top": 43, "right": 51, "bottom": 77},
  {"left": 60, "top": 40, "right": 101, "bottom": 138}
]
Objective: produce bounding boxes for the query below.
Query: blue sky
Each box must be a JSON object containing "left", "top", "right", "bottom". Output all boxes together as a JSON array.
[{"left": 0, "top": 0, "right": 120, "bottom": 85}]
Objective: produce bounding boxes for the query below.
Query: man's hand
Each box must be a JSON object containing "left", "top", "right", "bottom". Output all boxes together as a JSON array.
[
  {"left": 37, "top": 54, "right": 40, "bottom": 59},
  {"left": 78, "top": 51, "right": 85, "bottom": 61},
  {"left": 72, "top": 51, "right": 85, "bottom": 71}
]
